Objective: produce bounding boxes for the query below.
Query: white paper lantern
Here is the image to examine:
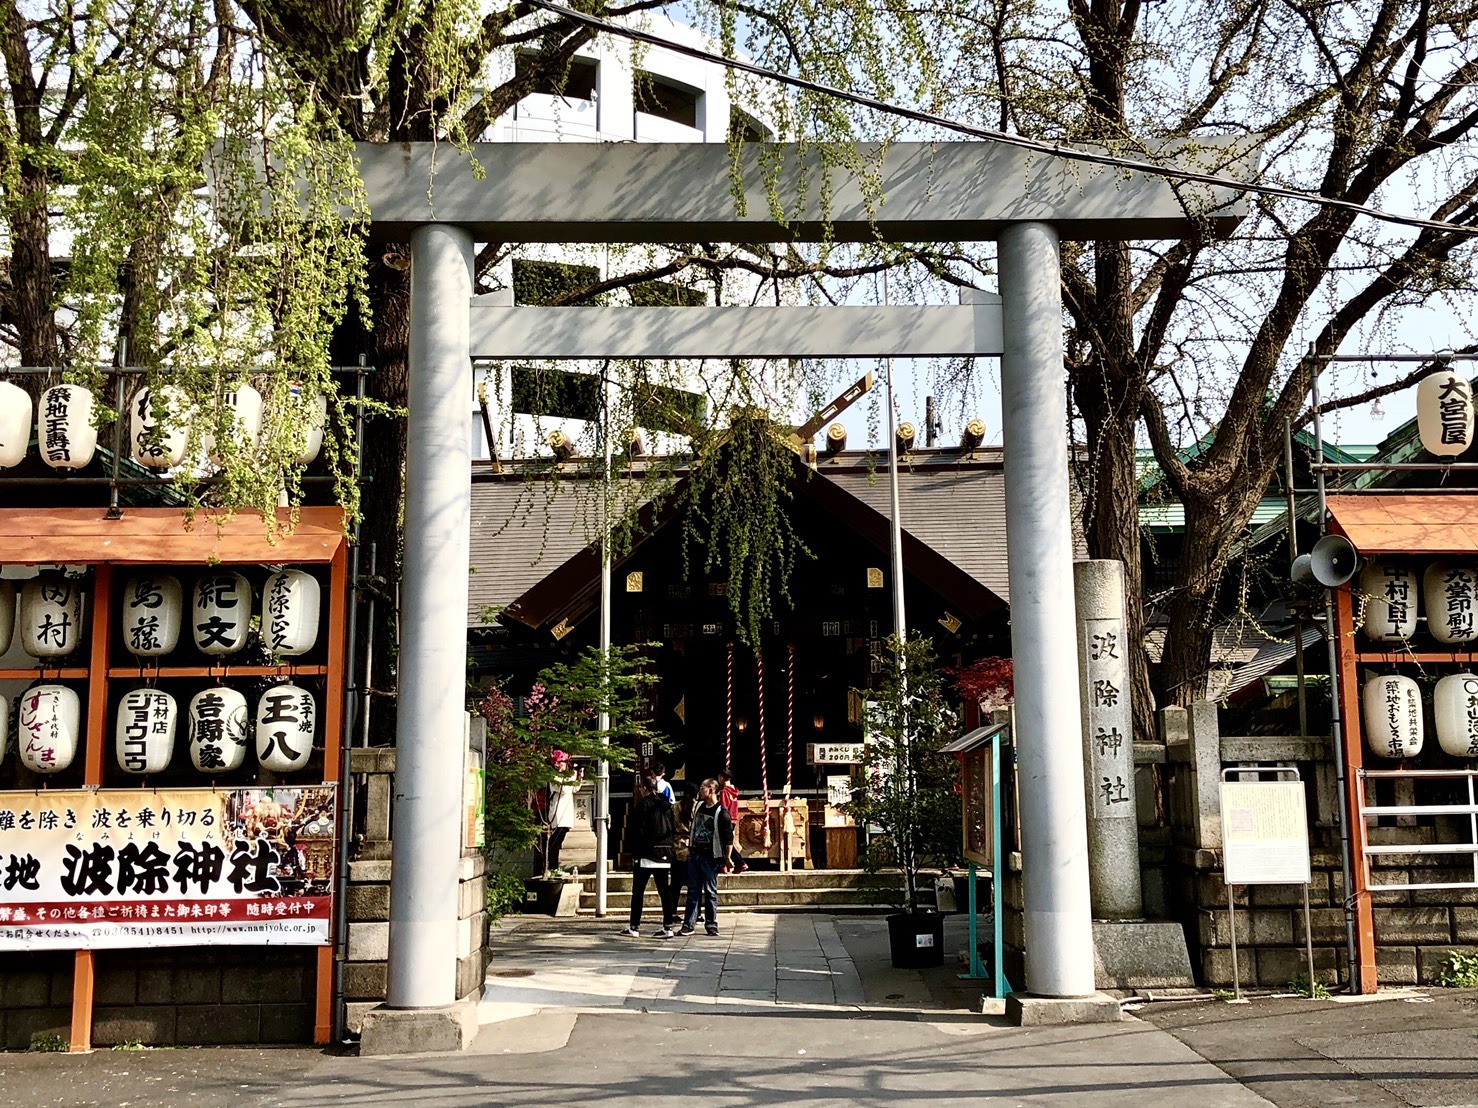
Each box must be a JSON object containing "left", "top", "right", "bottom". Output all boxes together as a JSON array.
[
  {"left": 115, "top": 688, "right": 178, "bottom": 775},
  {"left": 206, "top": 383, "right": 264, "bottom": 464},
  {"left": 0, "top": 579, "right": 14, "bottom": 656},
  {"left": 17, "top": 685, "right": 79, "bottom": 773},
  {"left": 1362, "top": 674, "right": 1424, "bottom": 759},
  {"left": 20, "top": 573, "right": 84, "bottom": 658},
  {"left": 130, "top": 384, "right": 190, "bottom": 469},
  {"left": 188, "top": 687, "right": 250, "bottom": 773},
  {"left": 191, "top": 571, "right": 250, "bottom": 655},
  {"left": 255, "top": 684, "right": 316, "bottom": 772},
  {"left": 1424, "top": 562, "right": 1478, "bottom": 643},
  {"left": 37, "top": 385, "right": 97, "bottom": 470},
  {"left": 261, "top": 569, "right": 320, "bottom": 656},
  {"left": 1434, "top": 673, "right": 1478, "bottom": 758},
  {"left": 0, "top": 380, "right": 33, "bottom": 468},
  {"left": 120, "top": 573, "right": 182, "bottom": 657},
  {"left": 1417, "top": 370, "right": 1475, "bottom": 458},
  {"left": 292, "top": 386, "right": 328, "bottom": 465},
  {"left": 1359, "top": 562, "right": 1420, "bottom": 641}
]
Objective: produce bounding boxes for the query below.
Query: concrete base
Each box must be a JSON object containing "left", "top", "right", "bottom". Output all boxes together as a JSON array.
[
  {"left": 358, "top": 999, "right": 479, "bottom": 1056},
  {"left": 1092, "top": 920, "right": 1195, "bottom": 990},
  {"left": 1006, "top": 991, "right": 1123, "bottom": 1026}
]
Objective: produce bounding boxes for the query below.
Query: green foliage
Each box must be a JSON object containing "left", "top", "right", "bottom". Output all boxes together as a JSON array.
[
  {"left": 1437, "top": 951, "right": 1478, "bottom": 988},
  {"left": 29, "top": 1033, "right": 67, "bottom": 1052},
  {"left": 842, "top": 634, "right": 960, "bottom": 913},
  {"left": 1287, "top": 972, "right": 1331, "bottom": 999},
  {"left": 111, "top": 1038, "right": 146, "bottom": 1051},
  {"left": 680, "top": 413, "right": 811, "bottom": 647},
  {"left": 1211, "top": 988, "right": 1235, "bottom": 1002},
  {"left": 485, "top": 867, "right": 528, "bottom": 923},
  {"left": 477, "top": 643, "right": 651, "bottom": 858}
]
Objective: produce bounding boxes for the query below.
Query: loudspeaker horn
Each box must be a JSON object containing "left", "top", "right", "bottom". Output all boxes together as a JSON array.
[{"left": 1309, "top": 534, "right": 1359, "bottom": 587}]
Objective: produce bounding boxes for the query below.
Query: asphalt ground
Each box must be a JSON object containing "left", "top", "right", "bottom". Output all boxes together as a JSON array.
[{"left": 3, "top": 914, "right": 1477, "bottom": 1107}]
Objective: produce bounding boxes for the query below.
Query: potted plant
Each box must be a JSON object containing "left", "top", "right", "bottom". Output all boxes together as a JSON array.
[
  {"left": 843, "top": 634, "right": 960, "bottom": 968},
  {"left": 476, "top": 643, "right": 652, "bottom": 914}
]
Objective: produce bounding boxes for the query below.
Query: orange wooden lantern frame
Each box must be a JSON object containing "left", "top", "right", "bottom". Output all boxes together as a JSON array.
[{"left": 0, "top": 507, "right": 349, "bottom": 1049}]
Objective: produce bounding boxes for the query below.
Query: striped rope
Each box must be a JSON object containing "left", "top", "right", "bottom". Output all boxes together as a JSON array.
[
  {"left": 724, "top": 642, "right": 734, "bottom": 774},
  {"left": 756, "top": 648, "right": 771, "bottom": 848},
  {"left": 785, "top": 641, "right": 795, "bottom": 793}
]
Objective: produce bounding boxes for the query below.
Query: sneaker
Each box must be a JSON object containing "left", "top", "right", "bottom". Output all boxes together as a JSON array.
[
  {"left": 617, "top": 927, "right": 640, "bottom": 937},
  {"left": 705, "top": 929, "right": 720, "bottom": 936},
  {"left": 736, "top": 865, "right": 749, "bottom": 873},
  {"left": 653, "top": 927, "right": 675, "bottom": 939},
  {"left": 677, "top": 924, "right": 695, "bottom": 936},
  {"left": 720, "top": 865, "right": 732, "bottom": 874}
]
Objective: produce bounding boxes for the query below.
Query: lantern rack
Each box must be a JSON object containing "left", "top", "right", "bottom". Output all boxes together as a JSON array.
[
  {"left": 0, "top": 508, "right": 350, "bottom": 1051},
  {"left": 1357, "top": 768, "right": 1478, "bottom": 893},
  {"left": 1355, "top": 650, "right": 1478, "bottom": 664}
]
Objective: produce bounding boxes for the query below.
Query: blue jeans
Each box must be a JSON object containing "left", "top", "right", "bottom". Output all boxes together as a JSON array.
[{"left": 683, "top": 854, "right": 721, "bottom": 932}]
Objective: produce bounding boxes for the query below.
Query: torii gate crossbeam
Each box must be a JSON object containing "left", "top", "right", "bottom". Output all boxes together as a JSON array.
[{"left": 356, "top": 140, "right": 1250, "bottom": 1048}]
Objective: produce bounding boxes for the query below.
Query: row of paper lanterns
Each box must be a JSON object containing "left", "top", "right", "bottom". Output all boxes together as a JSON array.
[
  {"left": 0, "top": 568, "right": 320, "bottom": 658},
  {"left": 1363, "top": 673, "right": 1478, "bottom": 758},
  {"left": 1360, "top": 561, "right": 1478, "bottom": 642},
  {"left": 1, "top": 683, "right": 318, "bottom": 775},
  {"left": 0, "top": 382, "right": 326, "bottom": 471}
]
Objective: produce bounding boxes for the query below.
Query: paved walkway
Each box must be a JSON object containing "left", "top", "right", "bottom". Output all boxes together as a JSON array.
[{"left": 9, "top": 913, "right": 1478, "bottom": 1106}]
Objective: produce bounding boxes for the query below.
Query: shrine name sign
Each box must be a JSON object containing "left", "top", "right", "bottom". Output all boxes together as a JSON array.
[
  {"left": 0, "top": 786, "right": 335, "bottom": 950},
  {"left": 807, "top": 743, "right": 865, "bottom": 765}
]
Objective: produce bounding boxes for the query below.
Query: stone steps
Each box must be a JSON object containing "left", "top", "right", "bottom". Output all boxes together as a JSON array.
[{"left": 576, "top": 868, "right": 910, "bottom": 913}]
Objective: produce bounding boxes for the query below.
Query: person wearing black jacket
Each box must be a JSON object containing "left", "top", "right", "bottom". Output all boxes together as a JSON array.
[
  {"left": 619, "top": 770, "right": 678, "bottom": 938},
  {"left": 679, "top": 778, "right": 735, "bottom": 937}
]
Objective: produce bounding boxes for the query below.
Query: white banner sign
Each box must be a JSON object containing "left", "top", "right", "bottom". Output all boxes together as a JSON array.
[
  {"left": 807, "top": 743, "right": 865, "bottom": 765},
  {"left": 0, "top": 786, "right": 336, "bottom": 949},
  {"left": 1221, "top": 780, "right": 1311, "bottom": 885}
]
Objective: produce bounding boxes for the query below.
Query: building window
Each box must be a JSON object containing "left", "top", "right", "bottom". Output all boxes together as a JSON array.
[
  {"left": 511, "top": 366, "right": 600, "bottom": 421},
  {"left": 729, "top": 107, "right": 771, "bottom": 143},
  {"left": 634, "top": 70, "right": 701, "bottom": 128},
  {"left": 629, "top": 280, "right": 706, "bottom": 307},
  {"left": 515, "top": 53, "right": 597, "bottom": 101},
  {"left": 512, "top": 259, "right": 601, "bottom": 305}
]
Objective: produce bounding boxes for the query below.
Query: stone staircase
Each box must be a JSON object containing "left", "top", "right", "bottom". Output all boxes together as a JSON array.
[{"left": 577, "top": 868, "right": 908, "bottom": 914}]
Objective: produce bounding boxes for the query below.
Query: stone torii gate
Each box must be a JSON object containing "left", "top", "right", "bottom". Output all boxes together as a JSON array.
[{"left": 353, "top": 140, "right": 1249, "bottom": 1051}]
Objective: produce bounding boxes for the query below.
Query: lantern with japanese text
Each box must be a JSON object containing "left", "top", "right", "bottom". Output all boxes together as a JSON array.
[
  {"left": 1359, "top": 561, "right": 1420, "bottom": 641},
  {"left": 292, "top": 386, "right": 327, "bottom": 465},
  {"left": 129, "top": 384, "right": 190, "bottom": 469},
  {"left": 0, "top": 579, "right": 14, "bottom": 655},
  {"left": 1417, "top": 370, "right": 1474, "bottom": 458},
  {"left": 17, "top": 684, "right": 79, "bottom": 773},
  {"left": 120, "top": 573, "right": 182, "bottom": 657},
  {"left": 255, "top": 683, "right": 315, "bottom": 772},
  {"left": 0, "top": 379, "right": 33, "bottom": 468},
  {"left": 188, "top": 686, "right": 250, "bottom": 773},
  {"left": 191, "top": 572, "right": 250, "bottom": 655},
  {"left": 20, "top": 573, "right": 84, "bottom": 658},
  {"left": 1424, "top": 562, "right": 1478, "bottom": 643},
  {"left": 1362, "top": 673, "right": 1424, "bottom": 759},
  {"left": 37, "top": 385, "right": 97, "bottom": 470},
  {"left": 206, "top": 383, "right": 264, "bottom": 464},
  {"left": 261, "top": 569, "right": 320, "bottom": 656},
  {"left": 1434, "top": 673, "right": 1478, "bottom": 758},
  {"left": 115, "top": 688, "right": 178, "bottom": 775}
]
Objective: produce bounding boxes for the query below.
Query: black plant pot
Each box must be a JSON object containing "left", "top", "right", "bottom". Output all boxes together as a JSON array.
[{"left": 887, "top": 910, "right": 945, "bottom": 969}]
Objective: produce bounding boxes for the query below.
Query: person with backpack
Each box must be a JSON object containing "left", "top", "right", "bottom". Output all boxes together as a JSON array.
[
  {"left": 619, "top": 769, "right": 678, "bottom": 939},
  {"left": 679, "top": 778, "right": 734, "bottom": 937},
  {"left": 716, "top": 771, "right": 748, "bottom": 873}
]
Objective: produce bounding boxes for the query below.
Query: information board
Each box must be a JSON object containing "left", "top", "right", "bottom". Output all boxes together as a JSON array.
[
  {"left": 1220, "top": 779, "right": 1311, "bottom": 885},
  {"left": 0, "top": 786, "right": 336, "bottom": 949}
]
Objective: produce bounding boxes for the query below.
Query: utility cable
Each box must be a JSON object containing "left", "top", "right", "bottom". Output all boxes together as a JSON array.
[{"left": 524, "top": 0, "right": 1478, "bottom": 241}]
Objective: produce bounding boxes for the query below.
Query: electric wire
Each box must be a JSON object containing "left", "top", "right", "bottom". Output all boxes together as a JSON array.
[{"left": 524, "top": 0, "right": 1478, "bottom": 241}]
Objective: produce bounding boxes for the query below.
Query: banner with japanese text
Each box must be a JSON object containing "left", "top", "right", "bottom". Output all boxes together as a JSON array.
[{"left": 0, "top": 786, "right": 336, "bottom": 950}]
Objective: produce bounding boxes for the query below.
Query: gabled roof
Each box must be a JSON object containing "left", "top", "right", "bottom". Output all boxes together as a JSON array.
[{"left": 467, "top": 446, "right": 1035, "bottom": 631}]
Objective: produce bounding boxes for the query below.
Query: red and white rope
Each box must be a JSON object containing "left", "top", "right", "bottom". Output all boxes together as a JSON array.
[
  {"left": 785, "top": 641, "right": 795, "bottom": 793},
  {"left": 756, "top": 648, "right": 771, "bottom": 848},
  {"left": 724, "top": 642, "right": 734, "bottom": 774}
]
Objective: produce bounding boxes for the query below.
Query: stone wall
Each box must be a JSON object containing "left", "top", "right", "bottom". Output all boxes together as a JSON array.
[
  {"left": 342, "top": 853, "right": 489, "bottom": 1033},
  {"left": 0, "top": 947, "right": 316, "bottom": 1050}
]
